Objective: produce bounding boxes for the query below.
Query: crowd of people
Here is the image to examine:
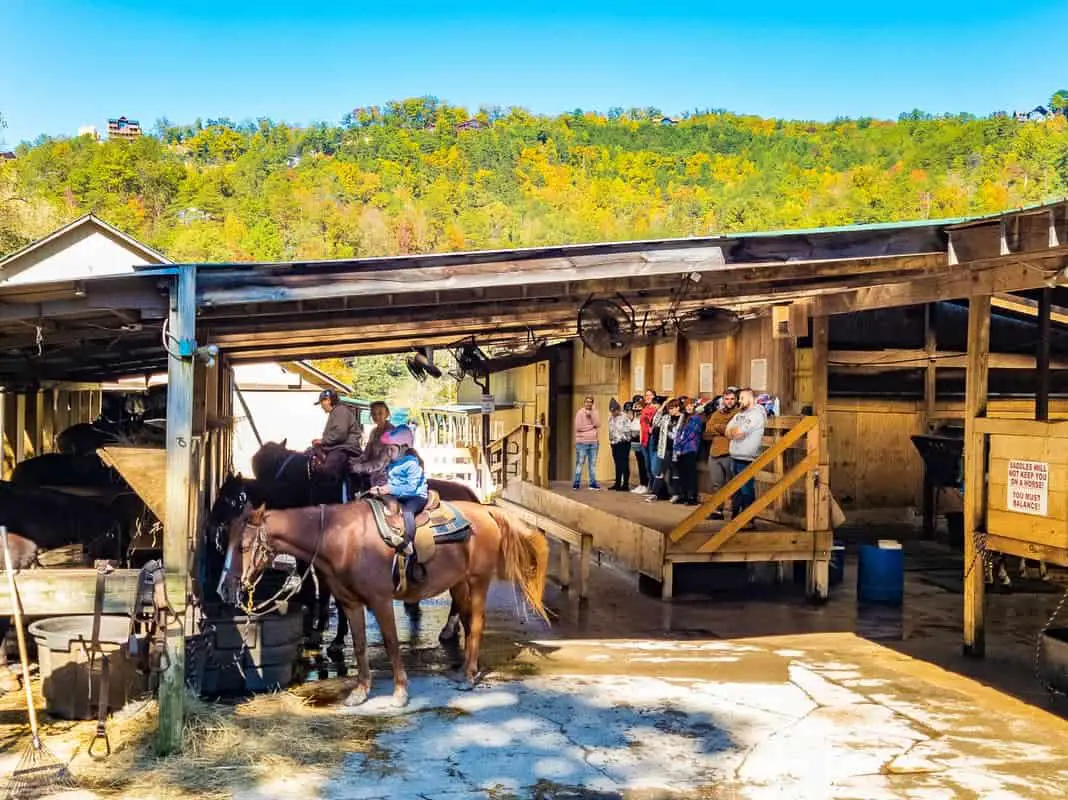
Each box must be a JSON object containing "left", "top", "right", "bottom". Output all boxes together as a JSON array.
[{"left": 574, "top": 386, "right": 774, "bottom": 524}]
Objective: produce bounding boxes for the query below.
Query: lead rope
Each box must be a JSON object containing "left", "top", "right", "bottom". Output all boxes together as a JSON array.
[{"left": 236, "top": 505, "right": 328, "bottom": 675}]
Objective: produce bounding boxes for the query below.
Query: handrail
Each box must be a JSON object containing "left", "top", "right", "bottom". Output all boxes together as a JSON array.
[
  {"left": 668, "top": 415, "right": 819, "bottom": 543},
  {"left": 697, "top": 453, "right": 818, "bottom": 553},
  {"left": 488, "top": 422, "right": 550, "bottom": 490}
]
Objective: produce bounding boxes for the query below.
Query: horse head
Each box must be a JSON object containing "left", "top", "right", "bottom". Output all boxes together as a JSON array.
[
  {"left": 217, "top": 502, "right": 271, "bottom": 607},
  {"left": 250, "top": 440, "right": 293, "bottom": 482}
]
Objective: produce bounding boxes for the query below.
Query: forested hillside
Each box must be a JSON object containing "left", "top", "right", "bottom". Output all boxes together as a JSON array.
[{"left": 3, "top": 98, "right": 1068, "bottom": 261}]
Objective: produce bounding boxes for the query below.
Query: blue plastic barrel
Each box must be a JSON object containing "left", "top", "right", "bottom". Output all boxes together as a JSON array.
[{"left": 857, "top": 543, "right": 904, "bottom": 605}]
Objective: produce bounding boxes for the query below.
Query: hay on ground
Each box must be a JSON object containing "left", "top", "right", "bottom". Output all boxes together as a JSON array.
[{"left": 3, "top": 681, "right": 389, "bottom": 800}]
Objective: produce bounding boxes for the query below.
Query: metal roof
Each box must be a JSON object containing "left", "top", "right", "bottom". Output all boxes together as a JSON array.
[{"left": 1, "top": 199, "right": 1066, "bottom": 387}]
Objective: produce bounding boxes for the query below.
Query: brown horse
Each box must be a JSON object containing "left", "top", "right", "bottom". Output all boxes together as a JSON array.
[{"left": 218, "top": 500, "right": 548, "bottom": 706}]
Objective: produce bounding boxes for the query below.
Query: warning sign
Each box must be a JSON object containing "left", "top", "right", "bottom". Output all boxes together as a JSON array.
[{"left": 1007, "top": 459, "right": 1049, "bottom": 517}]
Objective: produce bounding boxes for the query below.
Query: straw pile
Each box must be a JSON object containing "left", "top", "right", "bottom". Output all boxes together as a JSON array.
[{"left": 2, "top": 680, "right": 390, "bottom": 800}]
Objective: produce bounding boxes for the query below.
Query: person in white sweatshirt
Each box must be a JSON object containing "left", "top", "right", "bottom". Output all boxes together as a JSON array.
[{"left": 724, "top": 387, "right": 767, "bottom": 522}]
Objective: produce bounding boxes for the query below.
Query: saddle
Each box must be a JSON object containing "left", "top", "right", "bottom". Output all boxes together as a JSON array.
[{"left": 365, "top": 490, "right": 472, "bottom": 594}]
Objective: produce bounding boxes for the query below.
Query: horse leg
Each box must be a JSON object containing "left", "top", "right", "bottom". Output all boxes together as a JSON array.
[
  {"left": 368, "top": 598, "right": 408, "bottom": 707},
  {"left": 341, "top": 602, "right": 371, "bottom": 706},
  {"left": 439, "top": 584, "right": 468, "bottom": 643},
  {"left": 458, "top": 577, "right": 489, "bottom": 689},
  {"left": 327, "top": 601, "right": 349, "bottom": 659}
]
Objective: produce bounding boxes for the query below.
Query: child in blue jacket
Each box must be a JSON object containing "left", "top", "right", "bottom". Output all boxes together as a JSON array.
[{"left": 369, "top": 425, "right": 428, "bottom": 552}]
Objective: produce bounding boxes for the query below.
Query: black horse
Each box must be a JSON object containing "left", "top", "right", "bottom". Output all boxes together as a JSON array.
[{"left": 0, "top": 481, "right": 129, "bottom": 692}]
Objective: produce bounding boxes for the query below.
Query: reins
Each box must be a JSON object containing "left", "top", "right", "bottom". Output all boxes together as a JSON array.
[{"left": 240, "top": 504, "right": 327, "bottom": 619}]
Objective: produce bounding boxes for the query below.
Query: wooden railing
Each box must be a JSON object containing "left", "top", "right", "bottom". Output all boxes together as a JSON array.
[
  {"left": 667, "top": 415, "right": 829, "bottom": 553},
  {"left": 488, "top": 423, "right": 550, "bottom": 493}
]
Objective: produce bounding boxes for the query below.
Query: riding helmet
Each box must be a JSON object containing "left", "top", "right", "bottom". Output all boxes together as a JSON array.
[{"left": 381, "top": 425, "right": 414, "bottom": 447}]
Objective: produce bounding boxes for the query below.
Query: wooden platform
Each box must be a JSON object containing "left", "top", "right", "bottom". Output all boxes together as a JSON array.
[{"left": 501, "top": 480, "right": 831, "bottom": 599}]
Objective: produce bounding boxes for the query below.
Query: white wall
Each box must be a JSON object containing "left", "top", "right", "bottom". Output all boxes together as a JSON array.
[
  {"left": 232, "top": 389, "right": 325, "bottom": 475},
  {"left": 2, "top": 226, "right": 157, "bottom": 285}
]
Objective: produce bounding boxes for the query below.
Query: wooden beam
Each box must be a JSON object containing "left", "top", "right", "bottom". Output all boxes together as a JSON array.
[
  {"left": 813, "top": 257, "right": 1067, "bottom": 316},
  {"left": 922, "top": 305, "right": 938, "bottom": 538},
  {"left": 0, "top": 569, "right": 144, "bottom": 615},
  {"left": 827, "top": 349, "right": 1068, "bottom": 371},
  {"left": 1037, "top": 288, "right": 1052, "bottom": 421},
  {"left": 924, "top": 306, "right": 937, "bottom": 422},
  {"left": 992, "top": 293, "right": 1068, "bottom": 325},
  {"left": 963, "top": 295, "right": 991, "bottom": 658},
  {"left": 159, "top": 264, "right": 196, "bottom": 755},
  {"left": 806, "top": 317, "right": 831, "bottom": 601}
]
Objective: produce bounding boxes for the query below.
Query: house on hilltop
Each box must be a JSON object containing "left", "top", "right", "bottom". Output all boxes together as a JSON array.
[{"left": 108, "top": 116, "right": 143, "bottom": 140}]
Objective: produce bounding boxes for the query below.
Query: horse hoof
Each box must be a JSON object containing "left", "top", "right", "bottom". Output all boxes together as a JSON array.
[
  {"left": 344, "top": 686, "right": 369, "bottom": 707},
  {"left": 444, "top": 668, "right": 476, "bottom": 690},
  {"left": 392, "top": 687, "right": 409, "bottom": 708},
  {"left": 438, "top": 619, "right": 460, "bottom": 642}
]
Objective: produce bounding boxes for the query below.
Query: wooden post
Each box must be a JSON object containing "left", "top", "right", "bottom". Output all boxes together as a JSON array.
[
  {"left": 806, "top": 316, "right": 831, "bottom": 601},
  {"left": 158, "top": 264, "right": 197, "bottom": 755},
  {"left": 922, "top": 303, "right": 938, "bottom": 538},
  {"left": 42, "top": 389, "right": 56, "bottom": 454},
  {"left": 1037, "top": 288, "right": 1052, "bottom": 421},
  {"left": 521, "top": 425, "right": 530, "bottom": 482},
  {"left": 963, "top": 295, "right": 991, "bottom": 658},
  {"left": 579, "top": 532, "right": 592, "bottom": 601},
  {"left": 558, "top": 537, "right": 572, "bottom": 589},
  {"left": 28, "top": 390, "right": 44, "bottom": 458},
  {"left": 14, "top": 393, "right": 26, "bottom": 466}
]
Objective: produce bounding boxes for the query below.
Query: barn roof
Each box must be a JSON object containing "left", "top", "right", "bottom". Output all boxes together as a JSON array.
[{"left": 1, "top": 199, "right": 1066, "bottom": 387}]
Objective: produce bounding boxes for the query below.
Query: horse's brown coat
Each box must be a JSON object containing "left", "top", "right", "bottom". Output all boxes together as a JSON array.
[{"left": 221, "top": 500, "right": 548, "bottom": 706}]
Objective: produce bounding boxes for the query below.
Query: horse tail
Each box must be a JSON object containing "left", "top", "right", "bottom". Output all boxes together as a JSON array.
[{"left": 490, "top": 508, "right": 550, "bottom": 622}]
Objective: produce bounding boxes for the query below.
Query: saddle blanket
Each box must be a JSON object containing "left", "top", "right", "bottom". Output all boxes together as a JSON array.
[{"left": 366, "top": 493, "right": 472, "bottom": 554}]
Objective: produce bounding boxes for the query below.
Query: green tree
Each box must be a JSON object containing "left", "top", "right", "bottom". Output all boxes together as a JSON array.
[{"left": 1051, "top": 90, "right": 1068, "bottom": 114}]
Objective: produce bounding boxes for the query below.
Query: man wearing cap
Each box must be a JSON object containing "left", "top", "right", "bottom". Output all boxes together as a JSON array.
[{"left": 312, "top": 389, "right": 363, "bottom": 478}]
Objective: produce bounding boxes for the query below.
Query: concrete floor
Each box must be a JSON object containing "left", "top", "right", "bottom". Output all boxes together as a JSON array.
[
  {"left": 6, "top": 530, "right": 1068, "bottom": 799},
  {"left": 276, "top": 532, "right": 1068, "bottom": 799}
]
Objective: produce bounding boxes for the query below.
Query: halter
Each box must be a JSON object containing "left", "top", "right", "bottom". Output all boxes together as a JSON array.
[{"left": 238, "top": 504, "right": 327, "bottom": 619}]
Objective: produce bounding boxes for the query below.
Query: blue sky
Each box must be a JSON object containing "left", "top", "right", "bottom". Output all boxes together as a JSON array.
[{"left": 2, "top": 0, "right": 1067, "bottom": 146}]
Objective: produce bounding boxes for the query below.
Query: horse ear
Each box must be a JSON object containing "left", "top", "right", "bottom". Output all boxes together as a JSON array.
[{"left": 280, "top": 438, "right": 287, "bottom": 449}]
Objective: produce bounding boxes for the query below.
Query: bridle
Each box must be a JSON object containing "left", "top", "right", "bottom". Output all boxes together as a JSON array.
[{"left": 222, "top": 503, "right": 327, "bottom": 619}]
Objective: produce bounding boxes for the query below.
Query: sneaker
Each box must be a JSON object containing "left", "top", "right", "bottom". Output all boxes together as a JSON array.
[
  {"left": 670, "top": 495, "right": 683, "bottom": 504},
  {"left": 589, "top": 483, "right": 602, "bottom": 491},
  {"left": 631, "top": 485, "right": 647, "bottom": 494},
  {"left": 572, "top": 482, "right": 580, "bottom": 490},
  {"left": 645, "top": 494, "right": 659, "bottom": 503}
]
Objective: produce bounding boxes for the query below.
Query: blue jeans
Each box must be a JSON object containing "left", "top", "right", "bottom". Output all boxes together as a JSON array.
[
  {"left": 573, "top": 443, "right": 599, "bottom": 487},
  {"left": 646, "top": 443, "right": 662, "bottom": 484},
  {"left": 731, "top": 458, "right": 756, "bottom": 516}
]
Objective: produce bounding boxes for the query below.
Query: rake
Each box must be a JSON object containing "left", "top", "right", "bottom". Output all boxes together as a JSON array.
[{"left": 1, "top": 526, "right": 77, "bottom": 799}]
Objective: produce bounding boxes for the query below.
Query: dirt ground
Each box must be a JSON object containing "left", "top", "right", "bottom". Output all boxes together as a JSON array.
[{"left": 4, "top": 534, "right": 1068, "bottom": 799}]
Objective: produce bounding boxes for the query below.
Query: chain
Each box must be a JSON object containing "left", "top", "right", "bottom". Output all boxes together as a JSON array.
[
  {"left": 1033, "top": 583, "right": 1068, "bottom": 700},
  {"left": 963, "top": 529, "right": 993, "bottom": 583}
]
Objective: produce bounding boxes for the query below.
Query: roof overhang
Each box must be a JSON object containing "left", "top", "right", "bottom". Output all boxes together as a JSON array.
[{"left": 1, "top": 200, "right": 1066, "bottom": 386}]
